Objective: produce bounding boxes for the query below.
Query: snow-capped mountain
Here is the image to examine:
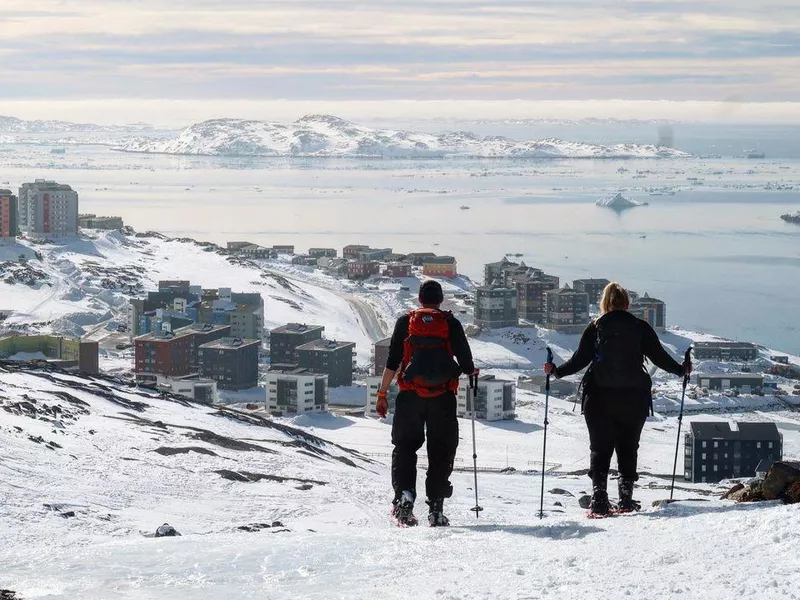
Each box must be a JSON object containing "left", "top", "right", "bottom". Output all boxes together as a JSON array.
[
  {"left": 0, "top": 115, "right": 153, "bottom": 134},
  {"left": 115, "top": 114, "right": 690, "bottom": 159}
]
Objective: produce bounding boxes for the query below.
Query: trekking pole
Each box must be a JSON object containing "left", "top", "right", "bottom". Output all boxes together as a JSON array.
[
  {"left": 469, "top": 370, "right": 484, "bottom": 518},
  {"left": 539, "top": 347, "right": 553, "bottom": 519},
  {"left": 669, "top": 347, "right": 693, "bottom": 501}
]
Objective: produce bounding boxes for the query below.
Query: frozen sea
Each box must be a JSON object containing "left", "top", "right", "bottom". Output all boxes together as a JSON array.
[{"left": 0, "top": 124, "right": 798, "bottom": 353}]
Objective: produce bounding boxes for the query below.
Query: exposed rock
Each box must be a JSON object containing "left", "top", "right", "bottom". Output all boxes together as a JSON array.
[
  {"left": 549, "top": 488, "right": 574, "bottom": 497},
  {"left": 152, "top": 446, "right": 219, "bottom": 457},
  {"left": 1, "top": 590, "right": 22, "bottom": 600},
  {"left": 155, "top": 523, "right": 181, "bottom": 538},
  {"left": 787, "top": 480, "right": 800, "bottom": 504},
  {"left": 721, "top": 483, "right": 745, "bottom": 500},
  {"left": 296, "top": 484, "right": 314, "bottom": 491},
  {"left": 762, "top": 461, "right": 800, "bottom": 501},
  {"left": 215, "top": 469, "right": 327, "bottom": 486},
  {"left": 553, "top": 501, "right": 564, "bottom": 507},
  {"left": 578, "top": 495, "right": 592, "bottom": 509}
]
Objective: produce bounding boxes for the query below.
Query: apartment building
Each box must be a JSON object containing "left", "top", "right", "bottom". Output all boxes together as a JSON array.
[
  {"left": 134, "top": 328, "right": 196, "bottom": 383},
  {"left": 693, "top": 341, "right": 759, "bottom": 361},
  {"left": 475, "top": 285, "right": 519, "bottom": 329},
  {"left": 630, "top": 292, "right": 666, "bottom": 329},
  {"left": 296, "top": 339, "right": 357, "bottom": 387},
  {"left": 572, "top": 278, "right": 611, "bottom": 305},
  {"left": 0, "top": 189, "right": 18, "bottom": 238},
  {"left": 515, "top": 276, "right": 559, "bottom": 323},
  {"left": 18, "top": 179, "right": 79, "bottom": 238},
  {"left": 78, "top": 214, "right": 124, "bottom": 229},
  {"left": 365, "top": 378, "right": 399, "bottom": 417},
  {"left": 372, "top": 336, "right": 392, "bottom": 376},
  {"left": 198, "top": 337, "right": 260, "bottom": 390},
  {"left": 266, "top": 368, "right": 329, "bottom": 416},
  {"left": 422, "top": 256, "right": 457, "bottom": 279},
  {"left": 269, "top": 323, "right": 325, "bottom": 364},
  {"left": 456, "top": 375, "right": 516, "bottom": 421},
  {"left": 684, "top": 421, "right": 782, "bottom": 483},
  {"left": 545, "top": 285, "right": 590, "bottom": 331}
]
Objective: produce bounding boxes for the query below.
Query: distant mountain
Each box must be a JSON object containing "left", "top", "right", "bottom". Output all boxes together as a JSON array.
[
  {"left": 0, "top": 115, "right": 154, "bottom": 134},
  {"left": 115, "top": 114, "right": 690, "bottom": 159}
]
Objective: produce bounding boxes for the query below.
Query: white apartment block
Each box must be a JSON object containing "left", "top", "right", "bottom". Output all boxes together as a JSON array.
[
  {"left": 457, "top": 375, "right": 516, "bottom": 421},
  {"left": 18, "top": 179, "right": 79, "bottom": 238},
  {"left": 365, "top": 377, "right": 400, "bottom": 417},
  {"left": 266, "top": 369, "right": 329, "bottom": 416}
]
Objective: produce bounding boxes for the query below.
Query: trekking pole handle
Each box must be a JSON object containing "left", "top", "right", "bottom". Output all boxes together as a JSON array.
[
  {"left": 682, "top": 347, "right": 692, "bottom": 389},
  {"left": 545, "top": 347, "right": 553, "bottom": 392}
]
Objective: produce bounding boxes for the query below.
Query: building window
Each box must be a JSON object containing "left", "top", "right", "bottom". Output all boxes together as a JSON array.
[
  {"left": 701, "top": 465, "right": 706, "bottom": 472},
  {"left": 702, "top": 441, "right": 707, "bottom": 448},
  {"left": 714, "top": 441, "right": 719, "bottom": 448},
  {"left": 756, "top": 442, "right": 762, "bottom": 449},
  {"left": 768, "top": 442, "right": 774, "bottom": 449},
  {"left": 713, "top": 465, "right": 718, "bottom": 472},
  {"left": 702, "top": 453, "right": 706, "bottom": 460}
]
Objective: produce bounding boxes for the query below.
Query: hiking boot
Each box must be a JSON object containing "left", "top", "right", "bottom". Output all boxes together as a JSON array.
[
  {"left": 426, "top": 498, "right": 450, "bottom": 527},
  {"left": 588, "top": 488, "right": 611, "bottom": 517},
  {"left": 617, "top": 479, "right": 641, "bottom": 513},
  {"left": 391, "top": 490, "right": 418, "bottom": 527}
]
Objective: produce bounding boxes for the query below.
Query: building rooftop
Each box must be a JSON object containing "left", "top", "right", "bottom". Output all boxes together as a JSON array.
[
  {"left": 695, "top": 341, "right": 757, "bottom": 349},
  {"left": 135, "top": 328, "right": 196, "bottom": 342},
  {"left": 0, "top": 189, "right": 14, "bottom": 196},
  {"left": 374, "top": 336, "right": 392, "bottom": 348},
  {"left": 271, "top": 323, "right": 324, "bottom": 335},
  {"left": 696, "top": 373, "right": 764, "bottom": 380},
  {"left": 423, "top": 255, "right": 456, "bottom": 265},
  {"left": 690, "top": 421, "right": 780, "bottom": 441},
  {"left": 267, "top": 366, "right": 327, "bottom": 377},
  {"left": 177, "top": 322, "right": 231, "bottom": 335},
  {"left": 574, "top": 278, "right": 610, "bottom": 284},
  {"left": 297, "top": 339, "right": 356, "bottom": 352},
  {"left": 633, "top": 292, "right": 664, "bottom": 304},
  {"left": 199, "top": 337, "right": 259, "bottom": 350}
]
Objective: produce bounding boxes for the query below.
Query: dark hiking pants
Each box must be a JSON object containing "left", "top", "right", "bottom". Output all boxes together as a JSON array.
[
  {"left": 584, "top": 386, "right": 650, "bottom": 487},
  {"left": 391, "top": 390, "right": 459, "bottom": 501}
]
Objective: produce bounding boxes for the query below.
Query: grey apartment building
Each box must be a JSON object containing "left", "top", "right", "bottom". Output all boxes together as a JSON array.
[
  {"left": 630, "top": 292, "right": 666, "bottom": 329},
  {"left": 373, "top": 336, "right": 392, "bottom": 376},
  {"left": 516, "top": 276, "right": 559, "bottom": 323},
  {"left": 296, "top": 339, "right": 356, "bottom": 387},
  {"left": 545, "top": 285, "right": 590, "bottom": 331},
  {"left": 269, "top": 323, "right": 325, "bottom": 364},
  {"left": 18, "top": 179, "right": 79, "bottom": 238},
  {"left": 684, "top": 421, "right": 782, "bottom": 483},
  {"left": 475, "top": 285, "right": 518, "bottom": 329},
  {"left": 573, "top": 278, "right": 611, "bottom": 305},
  {"left": 693, "top": 341, "right": 759, "bottom": 361},
  {"left": 198, "top": 337, "right": 260, "bottom": 390}
]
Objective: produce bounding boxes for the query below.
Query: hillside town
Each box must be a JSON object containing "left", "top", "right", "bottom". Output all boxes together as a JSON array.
[{"left": 0, "top": 179, "right": 797, "bottom": 477}]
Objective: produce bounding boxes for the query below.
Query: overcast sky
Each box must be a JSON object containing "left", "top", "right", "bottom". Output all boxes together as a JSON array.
[{"left": 1, "top": 0, "right": 799, "bottom": 124}]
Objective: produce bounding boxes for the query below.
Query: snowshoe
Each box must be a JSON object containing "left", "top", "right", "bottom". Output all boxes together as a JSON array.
[
  {"left": 426, "top": 498, "right": 450, "bottom": 528},
  {"left": 615, "top": 479, "right": 641, "bottom": 513},
  {"left": 587, "top": 489, "right": 612, "bottom": 519},
  {"left": 391, "top": 491, "right": 418, "bottom": 527}
]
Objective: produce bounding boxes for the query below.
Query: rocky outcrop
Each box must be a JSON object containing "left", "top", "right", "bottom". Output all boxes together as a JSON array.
[{"left": 761, "top": 462, "right": 800, "bottom": 502}]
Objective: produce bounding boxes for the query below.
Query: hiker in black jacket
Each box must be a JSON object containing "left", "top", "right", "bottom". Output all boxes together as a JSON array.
[
  {"left": 544, "top": 282, "right": 691, "bottom": 516},
  {"left": 376, "top": 280, "right": 475, "bottom": 527}
]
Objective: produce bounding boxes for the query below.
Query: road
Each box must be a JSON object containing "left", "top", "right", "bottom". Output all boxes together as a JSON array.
[{"left": 340, "top": 293, "right": 389, "bottom": 342}]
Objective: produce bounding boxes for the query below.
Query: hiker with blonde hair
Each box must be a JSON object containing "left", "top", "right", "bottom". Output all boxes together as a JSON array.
[{"left": 544, "top": 282, "right": 691, "bottom": 517}]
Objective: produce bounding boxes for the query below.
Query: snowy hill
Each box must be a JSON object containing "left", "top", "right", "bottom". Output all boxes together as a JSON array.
[
  {"left": 2, "top": 362, "right": 800, "bottom": 599},
  {"left": 115, "top": 115, "right": 691, "bottom": 159},
  {"left": 0, "top": 115, "right": 152, "bottom": 134},
  {"left": 0, "top": 231, "right": 377, "bottom": 365}
]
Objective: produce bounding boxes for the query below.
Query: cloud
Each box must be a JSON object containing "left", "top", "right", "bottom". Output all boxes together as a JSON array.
[{"left": 0, "top": 0, "right": 798, "bottom": 120}]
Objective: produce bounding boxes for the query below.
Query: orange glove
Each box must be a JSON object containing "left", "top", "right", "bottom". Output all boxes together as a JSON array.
[{"left": 376, "top": 390, "right": 389, "bottom": 418}]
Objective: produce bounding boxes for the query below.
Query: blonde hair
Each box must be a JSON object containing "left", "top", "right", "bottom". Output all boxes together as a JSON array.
[{"left": 599, "top": 282, "right": 630, "bottom": 315}]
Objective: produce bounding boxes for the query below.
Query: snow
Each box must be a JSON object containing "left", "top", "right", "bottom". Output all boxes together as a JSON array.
[
  {"left": 2, "top": 364, "right": 800, "bottom": 599},
  {"left": 115, "top": 115, "right": 691, "bottom": 159}
]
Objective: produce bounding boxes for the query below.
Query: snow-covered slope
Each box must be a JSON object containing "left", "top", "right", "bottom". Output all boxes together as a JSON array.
[
  {"left": 2, "top": 362, "right": 800, "bottom": 599},
  {"left": 115, "top": 114, "right": 690, "bottom": 159},
  {"left": 0, "top": 231, "right": 376, "bottom": 363}
]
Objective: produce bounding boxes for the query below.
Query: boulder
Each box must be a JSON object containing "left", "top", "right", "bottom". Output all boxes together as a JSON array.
[
  {"left": 721, "top": 483, "right": 745, "bottom": 500},
  {"left": 761, "top": 461, "right": 800, "bottom": 501},
  {"left": 155, "top": 523, "right": 181, "bottom": 538},
  {"left": 578, "top": 495, "right": 592, "bottom": 509},
  {"left": 549, "top": 488, "right": 574, "bottom": 497},
  {"left": 787, "top": 480, "right": 800, "bottom": 504}
]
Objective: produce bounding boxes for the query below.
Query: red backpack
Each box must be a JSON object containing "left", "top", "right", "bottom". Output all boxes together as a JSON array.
[{"left": 398, "top": 308, "right": 461, "bottom": 397}]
